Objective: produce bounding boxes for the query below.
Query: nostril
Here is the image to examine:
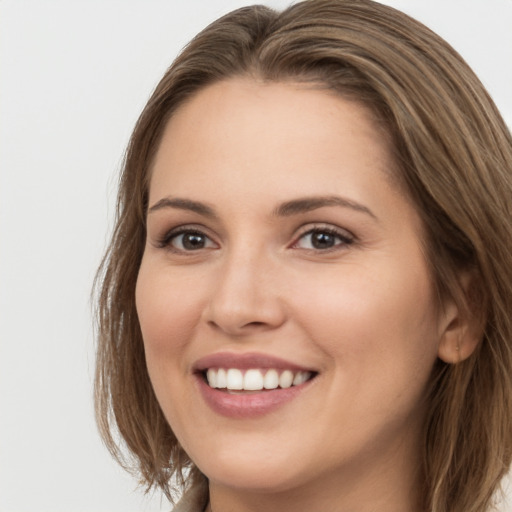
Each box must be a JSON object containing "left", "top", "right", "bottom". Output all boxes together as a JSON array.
[
  {"left": 203, "top": 282, "right": 287, "bottom": 334},
  {"left": 207, "top": 319, "right": 271, "bottom": 333}
]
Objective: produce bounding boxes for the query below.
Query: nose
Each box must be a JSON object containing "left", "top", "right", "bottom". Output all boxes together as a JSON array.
[{"left": 203, "top": 247, "right": 287, "bottom": 337}]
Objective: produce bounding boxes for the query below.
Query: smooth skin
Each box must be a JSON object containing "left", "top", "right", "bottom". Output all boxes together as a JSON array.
[{"left": 136, "top": 79, "right": 475, "bottom": 512}]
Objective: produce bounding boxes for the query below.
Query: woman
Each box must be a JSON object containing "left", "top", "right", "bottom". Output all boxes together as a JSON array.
[{"left": 94, "top": 1, "right": 512, "bottom": 511}]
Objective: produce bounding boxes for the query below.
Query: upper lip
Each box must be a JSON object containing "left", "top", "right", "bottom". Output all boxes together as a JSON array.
[{"left": 193, "top": 352, "right": 316, "bottom": 373}]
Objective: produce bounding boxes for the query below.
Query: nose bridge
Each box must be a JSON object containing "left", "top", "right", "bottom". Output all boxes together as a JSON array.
[{"left": 205, "top": 236, "right": 285, "bottom": 334}]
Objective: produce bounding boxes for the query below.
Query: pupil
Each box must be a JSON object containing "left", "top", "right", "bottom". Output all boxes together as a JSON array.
[
  {"left": 183, "top": 233, "right": 205, "bottom": 250},
  {"left": 312, "top": 232, "right": 334, "bottom": 249}
]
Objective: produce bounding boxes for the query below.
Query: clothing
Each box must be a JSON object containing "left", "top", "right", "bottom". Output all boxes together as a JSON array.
[{"left": 172, "top": 479, "right": 209, "bottom": 512}]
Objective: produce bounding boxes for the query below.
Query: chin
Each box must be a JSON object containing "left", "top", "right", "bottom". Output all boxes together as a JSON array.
[
  {"left": 193, "top": 446, "right": 308, "bottom": 493},
  {"left": 204, "top": 467, "right": 304, "bottom": 494}
]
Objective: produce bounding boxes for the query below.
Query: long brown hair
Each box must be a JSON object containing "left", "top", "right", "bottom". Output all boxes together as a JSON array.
[{"left": 94, "top": 1, "right": 512, "bottom": 510}]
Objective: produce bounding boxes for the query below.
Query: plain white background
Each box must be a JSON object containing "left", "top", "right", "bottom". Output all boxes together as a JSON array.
[{"left": 1, "top": 1, "right": 511, "bottom": 511}]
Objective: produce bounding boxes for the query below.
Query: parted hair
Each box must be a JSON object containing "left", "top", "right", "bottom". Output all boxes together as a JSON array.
[{"left": 94, "top": 1, "right": 512, "bottom": 510}]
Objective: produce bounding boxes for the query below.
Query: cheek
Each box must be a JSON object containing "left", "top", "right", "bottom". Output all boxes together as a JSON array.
[
  {"left": 135, "top": 261, "right": 203, "bottom": 429},
  {"left": 135, "top": 262, "right": 203, "bottom": 363},
  {"left": 289, "top": 259, "right": 440, "bottom": 377}
]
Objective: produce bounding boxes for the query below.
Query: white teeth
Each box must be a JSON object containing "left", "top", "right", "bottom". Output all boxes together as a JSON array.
[
  {"left": 205, "top": 368, "right": 313, "bottom": 391},
  {"left": 217, "top": 368, "right": 227, "bottom": 388},
  {"left": 244, "top": 369, "right": 264, "bottom": 390},
  {"left": 226, "top": 369, "right": 243, "bottom": 390},
  {"left": 279, "top": 370, "right": 294, "bottom": 389},
  {"left": 263, "top": 369, "right": 279, "bottom": 389},
  {"left": 206, "top": 368, "right": 217, "bottom": 388},
  {"left": 293, "top": 371, "right": 311, "bottom": 386}
]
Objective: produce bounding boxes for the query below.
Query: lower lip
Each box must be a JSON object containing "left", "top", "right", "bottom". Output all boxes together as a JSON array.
[{"left": 196, "top": 375, "right": 313, "bottom": 419}]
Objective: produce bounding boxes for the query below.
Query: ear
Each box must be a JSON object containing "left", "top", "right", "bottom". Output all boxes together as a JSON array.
[{"left": 437, "top": 273, "right": 485, "bottom": 364}]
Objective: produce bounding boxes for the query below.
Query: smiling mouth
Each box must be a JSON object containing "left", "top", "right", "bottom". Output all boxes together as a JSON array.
[{"left": 202, "top": 368, "right": 316, "bottom": 392}]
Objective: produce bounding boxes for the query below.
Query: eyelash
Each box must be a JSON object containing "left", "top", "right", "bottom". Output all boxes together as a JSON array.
[
  {"left": 291, "top": 225, "right": 354, "bottom": 252},
  {"left": 156, "top": 226, "right": 215, "bottom": 252},
  {"left": 156, "top": 224, "right": 354, "bottom": 254}
]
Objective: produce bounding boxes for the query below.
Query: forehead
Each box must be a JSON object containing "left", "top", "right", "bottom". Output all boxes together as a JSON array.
[{"left": 149, "top": 78, "right": 398, "bottom": 198}]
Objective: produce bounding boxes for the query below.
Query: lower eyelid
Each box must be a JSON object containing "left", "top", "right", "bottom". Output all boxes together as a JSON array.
[
  {"left": 154, "top": 228, "right": 209, "bottom": 249},
  {"left": 295, "top": 227, "right": 354, "bottom": 246},
  {"left": 174, "top": 231, "right": 215, "bottom": 249},
  {"left": 153, "top": 224, "right": 353, "bottom": 252}
]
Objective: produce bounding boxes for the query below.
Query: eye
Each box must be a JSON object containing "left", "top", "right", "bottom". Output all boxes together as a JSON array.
[
  {"left": 294, "top": 226, "right": 354, "bottom": 251},
  {"left": 160, "top": 228, "right": 217, "bottom": 252}
]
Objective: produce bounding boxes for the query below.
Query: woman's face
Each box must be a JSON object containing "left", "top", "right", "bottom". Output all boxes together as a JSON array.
[{"left": 136, "top": 79, "right": 451, "bottom": 497}]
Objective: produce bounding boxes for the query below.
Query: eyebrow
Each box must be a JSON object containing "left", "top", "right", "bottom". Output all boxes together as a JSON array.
[
  {"left": 148, "top": 195, "right": 376, "bottom": 220},
  {"left": 273, "top": 196, "right": 377, "bottom": 220},
  {"left": 148, "top": 197, "right": 217, "bottom": 218}
]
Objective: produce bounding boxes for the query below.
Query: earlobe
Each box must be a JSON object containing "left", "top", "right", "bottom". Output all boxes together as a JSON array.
[
  {"left": 437, "top": 324, "right": 480, "bottom": 364},
  {"left": 436, "top": 277, "right": 484, "bottom": 364}
]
